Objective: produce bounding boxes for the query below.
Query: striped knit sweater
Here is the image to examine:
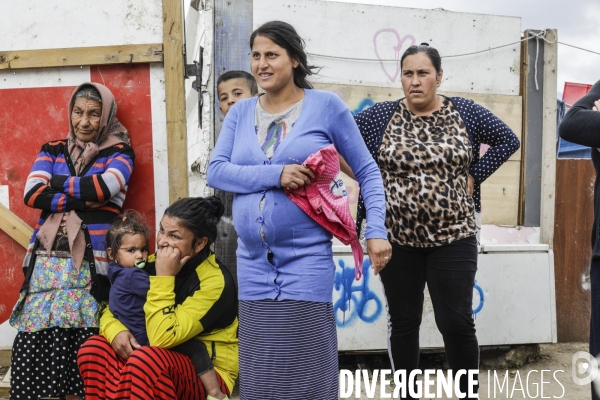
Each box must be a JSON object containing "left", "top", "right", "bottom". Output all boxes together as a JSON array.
[{"left": 22, "top": 139, "right": 135, "bottom": 279}]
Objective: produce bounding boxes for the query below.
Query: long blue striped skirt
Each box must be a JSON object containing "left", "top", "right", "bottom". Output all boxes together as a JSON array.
[{"left": 239, "top": 300, "right": 339, "bottom": 400}]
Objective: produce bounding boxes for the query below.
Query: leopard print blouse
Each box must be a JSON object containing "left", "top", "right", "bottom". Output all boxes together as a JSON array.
[{"left": 379, "top": 97, "right": 477, "bottom": 247}]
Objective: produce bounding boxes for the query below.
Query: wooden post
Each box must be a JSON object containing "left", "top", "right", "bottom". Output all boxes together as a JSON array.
[
  {"left": 519, "top": 28, "right": 558, "bottom": 237},
  {"left": 518, "top": 35, "right": 529, "bottom": 225},
  {"left": 163, "top": 0, "right": 189, "bottom": 203},
  {"left": 554, "top": 159, "right": 592, "bottom": 342},
  {"left": 0, "top": 204, "right": 33, "bottom": 249},
  {"left": 519, "top": 30, "right": 546, "bottom": 227},
  {"left": 540, "top": 29, "right": 557, "bottom": 247}
]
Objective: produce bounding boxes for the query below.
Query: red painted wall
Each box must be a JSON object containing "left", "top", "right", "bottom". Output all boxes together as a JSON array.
[{"left": 0, "top": 64, "right": 155, "bottom": 325}]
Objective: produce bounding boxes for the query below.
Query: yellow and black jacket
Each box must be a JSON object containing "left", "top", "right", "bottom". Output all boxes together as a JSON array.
[{"left": 100, "top": 252, "right": 239, "bottom": 393}]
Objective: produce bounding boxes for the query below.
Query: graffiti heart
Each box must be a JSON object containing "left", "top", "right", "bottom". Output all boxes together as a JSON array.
[{"left": 373, "top": 28, "right": 416, "bottom": 82}]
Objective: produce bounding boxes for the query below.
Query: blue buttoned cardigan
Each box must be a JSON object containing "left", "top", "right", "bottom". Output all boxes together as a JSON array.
[{"left": 207, "top": 89, "right": 388, "bottom": 302}]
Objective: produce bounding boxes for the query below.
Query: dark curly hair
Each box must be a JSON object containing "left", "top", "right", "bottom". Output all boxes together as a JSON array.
[
  {"left": 163, "top": 196, "right": 225, "bottom": 258},
  {"left": 105, "top": 209, "right": 149, "bottom": 262}
]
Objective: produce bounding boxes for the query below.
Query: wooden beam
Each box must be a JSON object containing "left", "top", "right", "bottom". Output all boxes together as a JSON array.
[
  {"left": 518, "top": 36, "right": 529, "bottom": 225},
  {"left": 0, "top": 44, "right": 163, "bottom": 70},
  {"left": 312, "top": 82, "right": 524, "bottom": 226},
  {"left": 519, "top": 29, "right": 548, "bottom": 228},
  {"left": 480, "top": 160, "right": 520, "bottom": 225},
  {"left": 0, "top": 204, "right": 33, "bottom": 249},
  {"left": 540, "top": 29, "right": 558, "bottom": 247},
  {"left": 163, "top": 0, "right": 188, "bottom": 203},
  {"left": 554, "top": 159, "right": 593, "bottom": 342}
]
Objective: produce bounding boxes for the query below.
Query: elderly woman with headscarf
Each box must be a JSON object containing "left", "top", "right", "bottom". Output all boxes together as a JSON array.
[{"left": 9, "top": 82, "right": 135, "bottom": 400}]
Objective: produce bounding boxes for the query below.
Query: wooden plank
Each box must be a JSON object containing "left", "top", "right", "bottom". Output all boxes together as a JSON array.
[
  {"left": 553, "top": 159, "right": 593, "bottom": 342},
  {"left": 480, "top": 160, "right": 520, "bottom": 225},
  {"left": 312, "top": 83, "right": 522, "bottom": 160},
  {"left": 539, "top": 29, "right": 558, "bottom": 247},
  {"left": 0, "top": 349, "right": 10, "bottom": 367},
  {"left": 0, "top": 204, "right": 33, "bottom": 249},
  {"left": 313, "top": 82, "right": 522, "bottom": 226},
  {"left": 520, "top": 30, "right": 548, "bottom": 228},
  {"left": 0, "top": 44, "right": 163, "bottom": 70},
  {"left": 163, "top": 0, "right": 188, "bottom": 203},
  {"left": 518, "top": 37, "right": 529, "bottom": 225}
]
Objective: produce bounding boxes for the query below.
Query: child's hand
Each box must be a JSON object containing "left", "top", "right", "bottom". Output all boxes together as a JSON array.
[
  {"left": 155, "top": 246, "right": 187, "bottom": 276},
  {"left": 111, "top": 330, "right": 141, "bottom": 359}
]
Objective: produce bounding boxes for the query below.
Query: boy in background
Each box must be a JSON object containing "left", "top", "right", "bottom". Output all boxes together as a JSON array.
[{"left": 217, "top": 70, "right": 258, "bottom": 116}]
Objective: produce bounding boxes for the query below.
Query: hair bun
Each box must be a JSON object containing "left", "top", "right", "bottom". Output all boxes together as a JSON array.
[
  {"left": 204, "top": 196, "right": 225, "bottom": 220},
  {"left": 420, "top": 42, "right": 430, "bottom": 47}
]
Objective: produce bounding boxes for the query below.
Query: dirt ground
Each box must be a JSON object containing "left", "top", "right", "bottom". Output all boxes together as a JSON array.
[{"left": 228, "top": 342, "right": 592, "bottom": 400}]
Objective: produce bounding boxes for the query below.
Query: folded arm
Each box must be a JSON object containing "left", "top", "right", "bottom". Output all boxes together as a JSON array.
[
  {"left": 468, "top": 104, "right": 520, "bottom": 184},
  {"left": 559, "top": 80, "right": 600, "bottom": 148},
  {"left": 23, "top": 149, "right": 85, "bottom": 212},
  {"left": 49, "top": 145, "right": 134, "bottom": 202}
]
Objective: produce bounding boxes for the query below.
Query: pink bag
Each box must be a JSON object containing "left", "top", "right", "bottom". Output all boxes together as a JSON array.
[{"left": 285, "top": 144, "right": 364, "bottom": 280}]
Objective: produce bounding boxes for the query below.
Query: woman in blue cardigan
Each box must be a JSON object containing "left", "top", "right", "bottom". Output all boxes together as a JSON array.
[
  {"left": 346, "top": 44, "right": 520, "bottom": 399},
  {"left": 207, "top": 21, "right": 391, "bottom": 400}
]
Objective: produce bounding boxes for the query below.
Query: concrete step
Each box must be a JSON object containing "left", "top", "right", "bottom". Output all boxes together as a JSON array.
[
  {"left": 0, "top": 365, "right": 8, "bottom": 398},
  {"left": 0, "top": 349, "right": 9, "bottom": 368},
  {"left": 0, "top": 349, "right": 10, "bottom": 397}
]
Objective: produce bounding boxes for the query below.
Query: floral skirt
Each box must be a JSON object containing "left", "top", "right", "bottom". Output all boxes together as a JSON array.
[{"left": 10, "top": 255, "right": 100, "bottom": 331}]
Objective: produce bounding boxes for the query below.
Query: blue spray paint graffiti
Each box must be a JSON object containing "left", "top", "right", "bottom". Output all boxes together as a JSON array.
[
  {"left": 351, "top": 98, "right": 375, "bottom": 116},
  {"left": 333, "top": 257, "right": 484, "bottom": 327},
  {"left": 333, "top": 258, "right": 382, "bottom": 327},
  {"left": 473, "top": 279, "right": 484, "bottom": 315}
]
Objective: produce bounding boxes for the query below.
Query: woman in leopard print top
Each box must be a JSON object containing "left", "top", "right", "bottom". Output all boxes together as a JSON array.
[{"left": 346, "top": 43, "right": 519, "bottom": 399}]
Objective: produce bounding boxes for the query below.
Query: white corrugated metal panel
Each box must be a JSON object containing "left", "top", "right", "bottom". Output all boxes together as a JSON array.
[
  {"left": 3, "top": 0, "right": 162, "bottom": 50},
  {"left": 254, "top": 0, "right": 521, "bottom": 95}
]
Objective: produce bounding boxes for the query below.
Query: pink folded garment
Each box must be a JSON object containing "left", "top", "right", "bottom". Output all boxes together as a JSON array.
[{"left": 285, "top": 144, "right": 364, "bottom": 281}]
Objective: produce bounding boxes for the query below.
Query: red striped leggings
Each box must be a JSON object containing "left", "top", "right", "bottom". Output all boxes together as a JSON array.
[{"left": 77, "top": 335, "right": 229, "bottom": 400}]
